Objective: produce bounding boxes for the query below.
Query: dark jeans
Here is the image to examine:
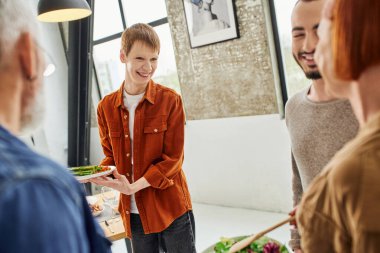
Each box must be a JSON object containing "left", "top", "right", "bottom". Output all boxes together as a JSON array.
[{"left": 130, "top": 211, "right": 196, "bottom": 253}]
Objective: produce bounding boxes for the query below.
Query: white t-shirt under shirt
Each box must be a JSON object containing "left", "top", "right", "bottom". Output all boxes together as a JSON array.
[{"left": 123, "top": 90, "right": 144, "bottom": 214}]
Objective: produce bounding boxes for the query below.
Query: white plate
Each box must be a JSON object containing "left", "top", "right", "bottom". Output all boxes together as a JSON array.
[{"left": 69, "top": 165, "right": 116, "bottom": 181}]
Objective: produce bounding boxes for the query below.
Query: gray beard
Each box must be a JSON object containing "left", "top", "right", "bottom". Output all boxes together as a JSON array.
[{"left": 19, "top": 89, "right": 45, "bottom": 136}]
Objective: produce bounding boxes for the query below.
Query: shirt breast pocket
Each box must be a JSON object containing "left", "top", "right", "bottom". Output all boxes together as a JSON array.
[{"left": 143, "top": 124, "right": 167, "bottom": 159}]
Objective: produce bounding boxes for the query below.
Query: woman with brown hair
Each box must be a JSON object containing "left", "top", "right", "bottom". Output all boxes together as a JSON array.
[{"left": 296, "top": 0, "right": 380, "bottom": 252}]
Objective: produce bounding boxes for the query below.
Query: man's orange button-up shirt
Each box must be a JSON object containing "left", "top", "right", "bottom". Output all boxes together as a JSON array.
[{"left": 97, "top": 80, "right": 192, "bottom": 238}]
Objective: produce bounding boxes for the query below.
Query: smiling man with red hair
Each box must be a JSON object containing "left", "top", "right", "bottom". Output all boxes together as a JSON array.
[{"left": 92, "top": 23, "right": 195, "bottom": 253}]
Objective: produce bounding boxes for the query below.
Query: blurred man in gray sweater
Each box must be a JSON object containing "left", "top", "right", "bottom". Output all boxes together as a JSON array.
[{"left": 285, "top": 0, "right": 358, "bottom": 251}]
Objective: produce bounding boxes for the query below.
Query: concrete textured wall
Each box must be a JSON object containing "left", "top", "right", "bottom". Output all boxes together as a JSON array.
[{"left": 166, "top": 0, "right": 278, "bottom": 120}]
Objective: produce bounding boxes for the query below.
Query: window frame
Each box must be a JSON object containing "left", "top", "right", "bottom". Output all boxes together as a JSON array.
[{"left": 268, "top": 0, "right": 288, "bottom": 105}]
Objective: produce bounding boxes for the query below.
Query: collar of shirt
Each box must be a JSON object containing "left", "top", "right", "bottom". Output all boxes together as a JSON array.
[
  {"left": 123, "top": 90, "right": 144, "bottom": 110},
  {"left": 0, "top": 125, "right": 29, "bottom": 153},
  {"left": 114, "top": 80, "right": 156, "bottom": 108},
  {"left": 358, "top": 111, "right": 380, "bottom": 139}
]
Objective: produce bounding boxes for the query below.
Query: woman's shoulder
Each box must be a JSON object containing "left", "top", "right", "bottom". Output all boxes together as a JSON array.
[
  {"left": 328, "top": 153, "right": 361, "bottom": 194},
  {"left": 330, "top": 142, "right": 380, "bottom": 231},
  {"left": 329, "top": 132, "right": 380, "bottom": 192}
]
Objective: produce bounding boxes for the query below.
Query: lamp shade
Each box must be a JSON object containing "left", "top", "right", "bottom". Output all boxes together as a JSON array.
[{"left": 37, "top": 0, "right": 92, "bottom": 22}]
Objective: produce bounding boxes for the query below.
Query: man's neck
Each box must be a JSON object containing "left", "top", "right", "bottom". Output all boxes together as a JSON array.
[
  {"left": 124, "top": 81, "right": 147, "bottom": 96},
  {"left": 0, "top": 75, "right": 21, "bottom": 135},
  {"left": 307, "top": 79, "right": 337, "bottom": 102},
  {"left": 0, "top": 113, "right": 18, "bottom": 135}
]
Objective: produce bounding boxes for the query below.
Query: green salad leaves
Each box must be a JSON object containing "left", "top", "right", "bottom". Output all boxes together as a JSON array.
[{"left": 214, "top": 236, "right": 289, "bottom": 253}]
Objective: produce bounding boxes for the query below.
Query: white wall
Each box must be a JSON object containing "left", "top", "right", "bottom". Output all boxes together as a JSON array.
[
  {"left": 183, "top": 115, "right": 292, "bottom": 213},
  {"left": 22, "top": 0, "right": 69, "bottom": 165},
  {"left": 90, "top": 114, "right": 293, "bottom": 213},
  {"left": 39, "top": 22, "right": 69, "bottom": 165}
]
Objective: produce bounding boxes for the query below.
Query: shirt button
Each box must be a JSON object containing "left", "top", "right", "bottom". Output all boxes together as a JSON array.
[
  {"left": 125, "top": 134, "right": 129, "bottom": 138},
  {"left": 154, "top": 128, "right": 158, "bottom": 133},
  {"left": 124, "top": 115, "right": 127, "bottom": 119},
  {"left": 126, "top": 211, "right": 130, "bottom": 215},
  {"left": 126, "top": 153, "right": 130, "bottom": 157}
]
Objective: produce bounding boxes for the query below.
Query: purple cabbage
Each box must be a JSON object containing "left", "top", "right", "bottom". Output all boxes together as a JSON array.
[{"left": 263, "top": 242, "right": 280, "bottom": 253}]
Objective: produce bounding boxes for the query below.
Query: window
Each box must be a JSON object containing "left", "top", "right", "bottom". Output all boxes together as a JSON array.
[
  {"left": 93, "top": 38, "right": 123, "bottom": 97},
  {"left": 92, "top": 0, "right": 181, "bottom": 98},
  {"left": 93, "top": 0, "right": 124, "bottom": 41},
  {"left": 270, "top": 0, "right": 310, "bottom": 102},
  {"left": 152, "top": 24, "right": 181, "bottom": 94},
  {"left": 121, "top": 0, "right": 167, "bottom": 25}
]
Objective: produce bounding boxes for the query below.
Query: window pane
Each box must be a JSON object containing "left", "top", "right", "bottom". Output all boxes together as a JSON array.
[
  {"left": 93, "top": 0, "right": 124, "bottom": 41},
  {"left": 93, "top": 39, "right": 124, "bottom": 96},
  {"left": 153, "top": 24, "right": 181, "bottom": 95},
  {"left": 274, "top": 0, "right": 309, "bottom": 99},
  {"left": 122, "top": 0, "right": 167, "bottom": 25}
]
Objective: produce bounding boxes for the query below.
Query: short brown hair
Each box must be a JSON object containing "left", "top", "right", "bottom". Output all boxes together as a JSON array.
[
  {"left": 121, "top": 23, "right": 160, "bottom": 56},
  {"left": 333, "top": 0, "right": 380, "bottom": 80}
]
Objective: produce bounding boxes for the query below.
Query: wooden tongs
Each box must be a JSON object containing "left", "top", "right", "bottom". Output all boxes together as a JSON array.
[{"left": 228, "top": 216, "right": 295, "bottom": 253}]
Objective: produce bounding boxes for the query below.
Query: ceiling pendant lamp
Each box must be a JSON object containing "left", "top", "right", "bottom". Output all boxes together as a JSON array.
[{"left": 37, "top": 0, "right": 92, "bottom": 22}]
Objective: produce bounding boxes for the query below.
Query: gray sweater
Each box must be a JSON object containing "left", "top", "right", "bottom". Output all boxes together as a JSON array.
[{"left": 285, "top": 87, "right": 359, "bottom": 250}]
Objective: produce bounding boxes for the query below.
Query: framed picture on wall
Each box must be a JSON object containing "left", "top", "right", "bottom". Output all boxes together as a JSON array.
[{"left": 183, "top": 0, "right": 239, "bottom": 48}]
